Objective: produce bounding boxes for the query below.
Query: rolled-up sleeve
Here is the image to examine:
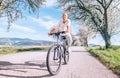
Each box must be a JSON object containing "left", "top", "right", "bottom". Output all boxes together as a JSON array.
[{"left": 67, "top": 19, "right": 71, "bottom": 27}]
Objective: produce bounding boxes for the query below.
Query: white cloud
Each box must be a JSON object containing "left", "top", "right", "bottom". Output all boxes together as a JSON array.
[
  {"left": 11, "top": 24, "right": 36, "bottom": 33},
  {"left": 30, "top": 16, "right": 58, "bottom": 30},
  {"left": 0, "top": 17, "right": 8, "bottom": 26},
  {"left": 43, "top": 16, "right": 54, "bottom": 20},
  {"left": 0, "top": 17, "right": 36, "bottom": 33},
  {"left": 0, "top": 28, "right": 5, "bottom": 32},
  {"left": 44, "top": 0, "right": 57, "bottom": 7}
]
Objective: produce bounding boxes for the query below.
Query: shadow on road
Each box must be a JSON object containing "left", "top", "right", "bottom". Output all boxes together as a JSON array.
[
  {"left": 0, "top": 61, "right": 51, "bottom": 78},
  {"left": 0, "top": 73, "right": 51, "bottom": 78}
]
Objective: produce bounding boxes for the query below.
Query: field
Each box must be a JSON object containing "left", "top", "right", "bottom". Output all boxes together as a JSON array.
[{"left": 0, "top": 46, "right": 50, "bottom": 54}]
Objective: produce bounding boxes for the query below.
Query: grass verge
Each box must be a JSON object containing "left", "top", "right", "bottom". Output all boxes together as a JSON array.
[
  {"left": 0, "top": 46, "right": 50, "bottom": 54},
  {"left": 85, "top": 46, "right": 120, "bottom": 75}
]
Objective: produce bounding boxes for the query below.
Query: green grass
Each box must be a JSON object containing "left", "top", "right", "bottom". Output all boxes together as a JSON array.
[
  {"left": 86, "top": 46, "right": 120, "bottom": 75},
  {"left": 0, "top": 46, "right": 50, "bottom": 54}
]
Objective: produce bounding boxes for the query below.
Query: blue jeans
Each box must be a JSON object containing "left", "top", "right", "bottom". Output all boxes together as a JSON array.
[{"left": 60, "top": 33, "right": 72, "bottom": 47}]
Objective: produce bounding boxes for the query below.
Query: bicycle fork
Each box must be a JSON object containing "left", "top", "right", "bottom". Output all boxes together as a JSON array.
[{"left": 53, "top": 47, "right": 61, "bottom": 60}]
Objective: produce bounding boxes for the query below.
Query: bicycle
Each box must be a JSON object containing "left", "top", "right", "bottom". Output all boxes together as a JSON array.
[{"left": 46, "top": 31, "right": 69, "bottom": 75}]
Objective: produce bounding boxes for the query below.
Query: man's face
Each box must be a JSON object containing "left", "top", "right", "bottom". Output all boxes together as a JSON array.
[{"left": 62, "top": 13, "right": 68, "bottom": 21}]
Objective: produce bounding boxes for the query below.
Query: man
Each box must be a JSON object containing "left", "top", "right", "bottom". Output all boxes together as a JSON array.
[{"left": 48, "top": 12, "right": 72, "bottom": 52}]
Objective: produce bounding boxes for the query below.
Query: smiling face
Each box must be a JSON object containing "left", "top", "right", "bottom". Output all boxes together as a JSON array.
[{"left": 62, "top": 13, "right": 68, "bottom": 22}]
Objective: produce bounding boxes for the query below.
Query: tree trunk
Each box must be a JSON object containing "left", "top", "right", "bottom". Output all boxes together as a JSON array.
[
  {"left": 83, "top": 38, "right": 88, "bottom": 47},
  {"left": 103, "top": 32, "right": 111, "bottom": 48},
  {"left": 104, "top": 9, "right": 111, "bottom": 48}
]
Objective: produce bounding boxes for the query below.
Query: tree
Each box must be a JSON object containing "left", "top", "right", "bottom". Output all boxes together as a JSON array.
[
  {"left": 0, "top": 0, "right": 46, "bottom": 30},
  {"left": 58, "top": 0, "right": 120, "bottom": 48},
  {"left": 70, "top": 26, "right": 80, "bottom": 46},
  {"left": 107, "top": 8, "right": 120, "bottom": 36},
  {"left": 78, "top": 24, "right": 96, "bottom": 46},
  {"left": 71, "top": 33, "right": 80, "bottom": 46}
]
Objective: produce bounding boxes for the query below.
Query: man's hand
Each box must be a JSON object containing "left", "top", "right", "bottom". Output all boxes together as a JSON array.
[
  {"left": 48, "top": 28, "right": 56, "bottom": 35},
  {"left": 48, "top": 32, "right": 52, "bottom": 35},
  {"left": 64, "top": 31, "right": 68, "bottom": 34}
]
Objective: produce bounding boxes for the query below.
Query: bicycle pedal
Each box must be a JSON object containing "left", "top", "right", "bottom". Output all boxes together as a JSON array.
[
  {"left": 66, "top": 52, "right": 69, "bottom": 55},
  {"left": 66, "top": 53, "right": 69, "bottom": 55},
  {"left": 53, "top": 58, "right": 58, "bottom": 60}
]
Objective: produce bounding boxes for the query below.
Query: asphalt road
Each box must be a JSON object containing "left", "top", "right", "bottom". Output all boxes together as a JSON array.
[{"left": 0, "top": 46, "right": 119, "bottom": 78}]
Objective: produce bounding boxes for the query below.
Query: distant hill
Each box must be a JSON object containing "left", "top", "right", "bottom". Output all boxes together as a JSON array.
[{"left": 0, "top": 38, "right": 53, "bottom": 46}]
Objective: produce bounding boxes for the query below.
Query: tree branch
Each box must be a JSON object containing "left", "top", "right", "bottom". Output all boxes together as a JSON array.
[
  {"left": 106, "top": 0, "right": 113, "bottom": 9},
  {"left": 96, "top": 0, "right": 105, "bottom": 8}
]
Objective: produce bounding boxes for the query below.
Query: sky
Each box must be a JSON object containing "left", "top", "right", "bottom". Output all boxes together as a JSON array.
[
  {"left": 0, "top": 0, "right": 120, "bottom": 45},
  {"left": 0, "top": 0, "right": 79, "bottom": 41},
  {"left": 0, "top": 1, "right": 59, "bottom": 40}
]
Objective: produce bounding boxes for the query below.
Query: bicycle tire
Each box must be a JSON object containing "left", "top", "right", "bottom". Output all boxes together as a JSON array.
[
  {"left": 46, "top": 45, "right": 62, "bottom": 75},
  {"left": 63, "top": 46, "right": 69, "bottom": 64}
]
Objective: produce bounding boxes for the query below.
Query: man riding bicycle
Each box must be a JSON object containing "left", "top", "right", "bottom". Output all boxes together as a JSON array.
[{"left": 48, "top": 12, "right": 72, "bottom": 52}]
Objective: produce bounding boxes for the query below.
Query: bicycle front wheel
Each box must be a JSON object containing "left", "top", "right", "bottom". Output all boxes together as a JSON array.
[{"left": 46, "top": 45, "right": 62, "bottom": 75}]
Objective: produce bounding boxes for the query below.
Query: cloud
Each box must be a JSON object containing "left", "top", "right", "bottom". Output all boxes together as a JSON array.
[
  {"left": 30, "top": 16, "right": 58, "bottom": 30},
  {"left": 0, "top": 17, "right": 8, "bottom": 26},
  {"left": 43, "top": 16, "right": 54, "bottom": 20},
  {"left": 44, "top": 0, "right": 57, "bottom": 7},
  {"left": 11, "top": 24, "right": 36, "bottom": 33},
  {"left": 0, "top": 17, "right": 36, "bottom": 33},
  {"left": 0, "top": 28, "right": 5, "bottom": 32}
]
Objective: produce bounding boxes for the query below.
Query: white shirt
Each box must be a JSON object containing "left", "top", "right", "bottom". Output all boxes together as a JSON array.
[{"left": 53, "top": 19, "right": 71, "bottom": 34}]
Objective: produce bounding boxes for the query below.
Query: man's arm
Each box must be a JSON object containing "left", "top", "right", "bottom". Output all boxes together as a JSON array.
[
  {"left": 65, "top": 20, "right": 71, "bottom": 33},
  {"left": 65, "top": 25, "right": 70, "bottom": 33}
]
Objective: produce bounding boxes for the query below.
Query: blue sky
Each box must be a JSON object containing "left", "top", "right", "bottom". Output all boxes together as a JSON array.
[
  {"left": 0, "top": 0, "right": 120, "bottom": 45},
  {"left": 0, "top": 0, "right": 75, "bottom": 40},
  {"left": 0, "top": 0, "right": 79, "bottom": 41}
]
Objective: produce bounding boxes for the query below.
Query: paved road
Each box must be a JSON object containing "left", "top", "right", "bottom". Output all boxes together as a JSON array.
[{"left": 0, "top": 46, "right": 119, "bottom": 78}]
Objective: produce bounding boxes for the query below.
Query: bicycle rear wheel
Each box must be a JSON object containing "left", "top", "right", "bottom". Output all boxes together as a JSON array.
[
  {"left": 46, "top": 45, "right": 62, "bottom": 75},
  {"left": 63, "top": 45, "right": 69, "bottom": 64},
  {"left": 63, "top": 39, "right": 70, "bottom": 64},
  {"left": 63, "top": 46, "right": 69, "bottom": 64}
]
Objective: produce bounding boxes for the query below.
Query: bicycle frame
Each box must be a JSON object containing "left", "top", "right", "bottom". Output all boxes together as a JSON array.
[
  {"left": 53, "top": 33, "right": 67, "bottom": 46},
  {"left": 46, "top": 31, "right": 69, "bottom": 75}
]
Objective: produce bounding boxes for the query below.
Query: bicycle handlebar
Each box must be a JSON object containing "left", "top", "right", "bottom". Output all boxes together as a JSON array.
[{"left": 49, "top": 31, "right": 65, "bottom": 36}]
